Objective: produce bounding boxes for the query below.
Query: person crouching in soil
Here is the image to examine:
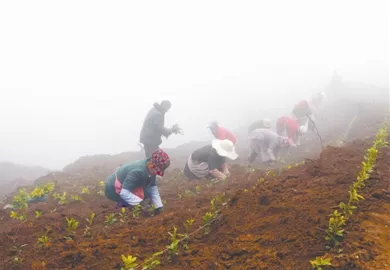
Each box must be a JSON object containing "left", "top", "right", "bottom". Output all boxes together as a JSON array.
[
  {"left": 184, "top": 139, "right": 238, "bottom": 180},
  {"left": 248, "top": 128, "right": 293, "bottom": 164},
  {"left": 276, "top": 115, "right": 306, "bottom": 146},
  {"left": 104, "top": 149, "right": 170, "bottom": 216}
]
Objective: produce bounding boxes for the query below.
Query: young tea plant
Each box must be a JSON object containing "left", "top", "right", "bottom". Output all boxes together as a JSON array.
[
  {"left": 105, "top": 213, "right": 117, "bottom": 226},
  {"left": 10, "top": 211, "right": 27, "bottom": 221},
  {"left": 310, "top": 256, "right": 332, "bottom": 270},
  {"left": 325, "top": 210, "right": 346, "bottom": 246},
  {"left": 36, "top": 235, "right": 51, "bottom": 249},
  {"left": 119, "top": 207, "right": 127, "bottom": 222},
  {"left": 81, "top": 187, "right": 89, "bottom": 194},
  {"left": 132, "top": 205, "right": 142, "bottom": 218},
  {"left": 142, "top": 251, "right": 163, "bottom": 270},
  {"left": 121, "top": 255, "right": 138, "bottom": 270},
  {"left": 53, "top": 192, "right": 68, "bottom": 205},
  {"left": 203, "top": 212, "right": 214, "bottom": 235},
  {"left": 86, "top": 213, "right": 95, "bottom": 226},
  {"left": 195, "top": 185, "right": 201, "bottom": 195},
  {"left": 66, "top": 217, "right": 79, "bottom": 233},
  {"left": 35, "top": 210, "right": 43, "bottom": 218},
  {"left": 183, "top": 218, "right": 194, "bottom": 233},
  {"left": 167, "top": 227, "right": 180, "bottom": 257},
  {"left": 71, "top": 194, "right": 83, "bottom": 202}
]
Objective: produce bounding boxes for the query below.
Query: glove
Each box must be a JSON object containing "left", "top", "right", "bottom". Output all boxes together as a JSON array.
[
  {"left": 171, "top": 124, "right": 183, "bottom": 135},
  {"left": 154, "top": 207, "right": 163, "bottom": 215}
]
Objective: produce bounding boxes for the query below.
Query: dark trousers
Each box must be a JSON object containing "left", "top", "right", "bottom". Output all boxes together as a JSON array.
[{"left": 144, "top": 144, "right": 160, "bottom": 159}]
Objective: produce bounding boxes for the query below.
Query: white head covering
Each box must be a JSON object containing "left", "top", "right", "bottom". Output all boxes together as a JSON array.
[{"left": 211, "top": 139, "right": 238, "bottom": 160}]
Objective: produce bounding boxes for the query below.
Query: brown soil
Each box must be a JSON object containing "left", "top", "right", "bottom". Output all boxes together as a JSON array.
[{"left": 0, "top": 108, "right": 389, "bottom": 269}]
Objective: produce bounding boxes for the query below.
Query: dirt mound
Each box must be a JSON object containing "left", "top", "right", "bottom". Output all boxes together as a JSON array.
[{"left": 0, "top": 137, "right": 388, "bottom": 269}]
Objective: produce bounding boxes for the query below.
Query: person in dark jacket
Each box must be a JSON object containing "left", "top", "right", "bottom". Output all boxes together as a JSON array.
[
  {"left": 139, "top": 100, "right": 182, "bottom": 158},
  {"left": 104, "top": 149, "right": 170, "bottom": 215}
]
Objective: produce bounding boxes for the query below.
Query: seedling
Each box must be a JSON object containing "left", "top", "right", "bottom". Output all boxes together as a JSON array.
[
  {"left": 310, "top": 256, "right": 332, "bottom": 269},
  {"left": 183, "top": 218, "right": 194, "bottom": 233},
  {"left": 210, "top": 198, "right": 217, "bottom": 211},
  {"left": 203, "top": 212, "right": 214, "bottom": 235},
  {"left": 121, "top": 255, "right": 138, "bottom": 270},
  {"left": 215, "top": 192, "right": 225, "bottom": 204},
  {"left": 119, "top": 207, "right": 127, "bottom": 222},
  {"left": 10, "top": 211, "right": 27, "bottom": 221},
  {"left": 142, "top": 251, "right": 163, "bottom": 270},
  {"left": 325, "top": 210, "right": 346, "bottom": 245},
  {"left": 167, "top": 227, "right": 180, "bottom": 256},
  {"left": 30, "top": 182, "right": 55, "bottom": 198},
  {"left": 184, "top": 189, "right": 194, "bottom": 198},
  {"left": 339, "top": 202, "right": 356, "bottom": 218},
  {"left": 177, "top": 193, "right": 183, "bottom": 199},
  {"left": 258, "top": 177, "right": 265, "bottom": 184},
  {"left": 86, "top": 213, "right": 95, "bottom": 226},
  {"left": 81, "top": 187, "right": 89, "bottom": 194},
  {"left": 36, "top": 235, "right": 51, "bottom": 249},
  {"left": 71, "top": 194, "right": 83, "bottom": 201},
  {"left": 53, "top": 192, "right": 68, "bottom": 205},
  {"left": 35, "top": 210, "right": 43, "bottom": 218},
  {"left": 132, "top": 205, "right": 142, "bottom": 218},
  {"left": 11, "top": 189, "right": 29, "bottom": 209},
  {"left": 11, "top": 256, "right": 23, "bottom": 265},
  {"left": 66, "top": 217, "right": 79, "bottom": 232},
  {"left": 195, "top": 185, "right": 201, "bottom": 195},
  {"left": 105, "top": 213, "right": 117, "bottom": 226},
  {"left": 83, "top": 226, "right": 91, "bottom": 238}
]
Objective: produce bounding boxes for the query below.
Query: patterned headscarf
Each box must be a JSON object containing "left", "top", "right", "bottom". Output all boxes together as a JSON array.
[{"left": 150, "top": 149, "right": 171, "bottom": 176}]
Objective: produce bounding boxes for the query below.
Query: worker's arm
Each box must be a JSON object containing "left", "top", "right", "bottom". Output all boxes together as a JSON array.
[
  {"left": 120, "top": 170, "right": 144, "bottom": 206},
  {"left": 220, "top": 163, "right": 230, "bottom": 177},
  {"left": 144, "top": 185, "right": 163, "bottom": 208},
  {"left": 209, "top": 169, "right": 227, "bottom": 180}
]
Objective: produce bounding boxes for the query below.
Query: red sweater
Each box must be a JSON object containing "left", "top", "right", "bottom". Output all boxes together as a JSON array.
[
  {"left": 276, "top": 116, "right": 299, "bottom": 140},
  {"left": 216, "top": 127, "right": 236, "bottom": 144}
]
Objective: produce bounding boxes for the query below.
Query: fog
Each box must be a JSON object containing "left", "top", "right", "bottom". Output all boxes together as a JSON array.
[{"left": 0, "top": 0, "right": 388, "bottom": 170}]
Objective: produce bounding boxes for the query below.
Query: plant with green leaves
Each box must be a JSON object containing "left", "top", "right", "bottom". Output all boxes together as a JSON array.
[
  {"left": 86, "top": 213, "right": 95, "bottom": 226},
  {"left": 35, "top": 210, "right": 43, "bottom": 218},
  {"left": 30, "top": 182, "right": 55, "bottom": 198},
  {"left": 142, "top": 251, "right": 163, "bottom": 270},
  {"left": 83, "top": 226, "right": 91, "bottom": 238},
  {"left": 121, "top": 254, "right": 138, "bottom": 270},
  {"left": 325, "top": 210, "right": 346, "bottom": 246},
  {"left": 10, "top": 211, "right": 27, "bottom": 221},
  {"left": 66, "top": 217, "right": 79, "bottom": 232},
  {"left": 195, "top": 185, "right": 201, "bottom": 195},
  {"left": 184, "top": 189, "right": 194, "bottom": 198},
  {"left": 36, "top": 235, "right": 51, "bottom": 249},
  {"left": 132, "top": 204, "right": 142, "bottom": 218},
  {"left": 310, "top": 256, "right": 332, "bottom": 269},
  {"left": 53, "top": 192, "right": 68, "bottom": 205},
  {"left": 183, "top": 218, "right": 194, "bottom": 233},
  {"left": 105, "top": 213, "right": 117, "bottom": 226},
  {"left": 177, "top": 193, "right": 183, "bottom": 199},
  {"left": 119, "top": 207, "right": 128, "bottom": 222},
  {"left": 71, "top": 194, "right": 83, "bottom": 201},
  {"left": 202, "top": 212, "right": 214, "bottom": 235},
  {"left": 11, "top": 189, "right": 29, "bottom": 209},
  {"left": 215, "top": 192, "right": 225, "bottom": 204},
  {"left": 167, "top": 227, "right": 180, "bottom": 256},
  {"left": 210, "top": 198, "right": 217, "bottom": 211},
  {"left": 81, "top": 187, "right": 89, "bottom": 194}
]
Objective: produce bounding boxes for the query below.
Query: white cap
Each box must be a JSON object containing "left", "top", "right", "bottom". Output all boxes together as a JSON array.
[{"left": 212, "top": 139, "right": 238, "bottom": 160}]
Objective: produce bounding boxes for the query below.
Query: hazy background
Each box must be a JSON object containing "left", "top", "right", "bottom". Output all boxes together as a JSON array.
[{"left": 0, "top": 0, "right": 388, "bottom": 170}]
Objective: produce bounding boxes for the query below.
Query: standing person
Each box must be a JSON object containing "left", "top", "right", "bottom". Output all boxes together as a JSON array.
[
  {"left": 248, "top": 118, "right": 271, "bottom": 134},
  {"left": 276, "top": 116, "right": 306, "bottom": 146},
  {"left": 208, "top": 121, "right": 236, "bottom": 144},
  {"left": 184, "top": 139, "right": 238, "bottom": 180},
  {"left": 248, "top": 128, "right": 292, "bottom": 164},
  {"left": 139, "top": 100, "right": 182, "bottom": 158},
  {"left": 292, "top": 92, "right": 326, "bottom": 131},
  {"left": 104, "top": 149, "right": 170, "bottom": 215}
]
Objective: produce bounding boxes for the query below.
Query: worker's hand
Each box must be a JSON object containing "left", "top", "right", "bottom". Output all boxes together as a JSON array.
[{"left": 171, "top": 124, "right": 183, "bottom": 135}]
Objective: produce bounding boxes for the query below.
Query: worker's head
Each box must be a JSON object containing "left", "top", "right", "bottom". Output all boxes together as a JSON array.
[
  {"left": 211, "top": 139, "right": 238, "bottom": 160},
  {"left": 160, "top": 100, "right": 172, "bottom": 113},
  {"left": 262, "top": 118, "right": 271, "bottom": 128},
  {"left": 208, "top": 121, "right": 219, "bottom": 135},
  {"left": 147, "top": 149, "right": 171, "bottom": 177}
]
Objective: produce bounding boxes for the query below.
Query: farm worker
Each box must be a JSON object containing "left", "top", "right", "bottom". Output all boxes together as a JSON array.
[
  {"left": 248, "top": 128, "right": 293, "bottom": 164},
  {"left": 292, "top": 92, "right": 326, "bottom": 131},
  {"left": 208, "top": 121, "right": 236, "bottom": 144},
  {"left": 276, "top": 116, "right": 306, "bottom": 146},
  {"left": 184, "top": 139, "right": 238, "bottom": 180},
  {"left": 139, "top": 100, "right": 182, "bottom": 158},
  {"left": 248, "top": 118, "right": 271, "bottom": 134},
  {"left": 104, "top": 149, "right": 170, "bottom": 215}
]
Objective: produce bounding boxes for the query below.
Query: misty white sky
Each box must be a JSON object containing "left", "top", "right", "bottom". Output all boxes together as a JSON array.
[{"left": 0, "top": 0, "right": 388, "bottom": 170}]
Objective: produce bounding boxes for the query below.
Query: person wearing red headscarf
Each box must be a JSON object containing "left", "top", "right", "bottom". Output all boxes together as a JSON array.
[{"left": 208, "top": 121, "right": 236, "bottom": 144}]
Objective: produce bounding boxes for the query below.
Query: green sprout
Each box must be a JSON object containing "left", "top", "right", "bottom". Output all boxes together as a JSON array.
[
  {"left": 121, "top": 255, "right": 138, "bottom": 270},
  {"left": 105, "top": 213, "right": 117, "bottom": 226}
]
